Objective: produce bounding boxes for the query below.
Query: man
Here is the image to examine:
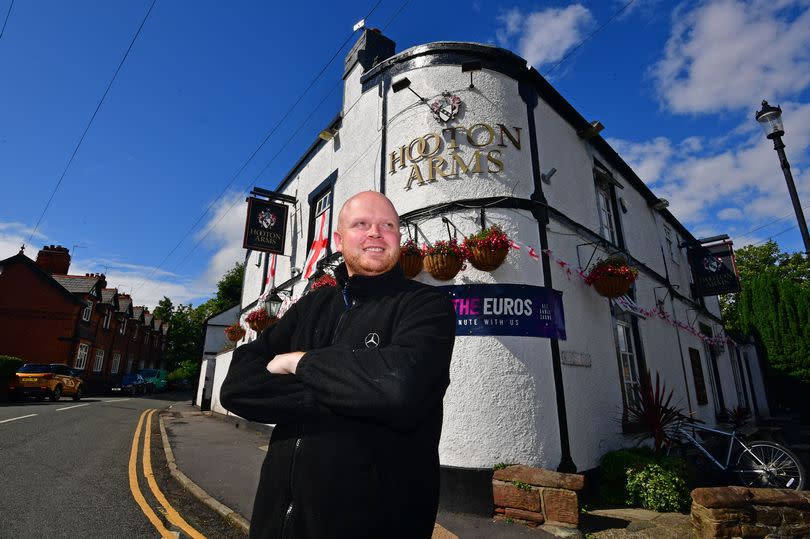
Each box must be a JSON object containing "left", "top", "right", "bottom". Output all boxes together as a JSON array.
[{"left": 221, "top": 191, "right": 456, "bottom": 539}]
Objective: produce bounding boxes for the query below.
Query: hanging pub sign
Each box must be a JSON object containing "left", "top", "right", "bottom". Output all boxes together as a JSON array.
[
  {"left": 243, "top": 197, "right": 288, "bottom": 254},
  {"left": 689, "top": 241, "right": 740, "bottom": 296},
  {"left": 436, "top": 284, "right": 566, "bottom": 339}
]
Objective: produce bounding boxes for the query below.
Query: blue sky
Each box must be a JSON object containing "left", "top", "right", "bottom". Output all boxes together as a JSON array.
[{"left": 1, "top": 0, "right": 808, "bottom": 309}]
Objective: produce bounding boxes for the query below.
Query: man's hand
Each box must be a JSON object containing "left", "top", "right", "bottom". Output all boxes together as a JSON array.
[{"left": 267, "top": 352, "right": 305, "bottom": 375}]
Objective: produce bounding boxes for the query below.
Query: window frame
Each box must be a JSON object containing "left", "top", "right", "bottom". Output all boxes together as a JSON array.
[
  {"left": 92, "top": 350, "right": 105, "bottom": 373},
  {"left": 306, "top": 170, "right": 338, "bottom": 252},
  {"left": 81, "top": 302, "right": 93, "bottom": 322},
  {"left": 103, "top": 309, "right": 112, "bottom": 330},
  {"left": 111, "top": 352, "right": 121, "bottom": 375},
  {"left": 75, "top": 343, "right": 90, "bottom": 370}
]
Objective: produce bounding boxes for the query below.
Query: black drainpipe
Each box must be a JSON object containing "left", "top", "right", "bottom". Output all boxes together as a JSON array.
[
  {"left": 379, "top": 76, "right": 390, "bottom": 195},
  {"left": 520, "top": 75, "right": 576, "bottom": 473}
]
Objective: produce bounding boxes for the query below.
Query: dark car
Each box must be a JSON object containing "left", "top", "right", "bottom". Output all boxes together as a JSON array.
[
  {"left": 108, "top": 374, "right": 147, "bottom": 396},
  {"left": 137, "top": 368, "right": 168, "bottom": 393}
]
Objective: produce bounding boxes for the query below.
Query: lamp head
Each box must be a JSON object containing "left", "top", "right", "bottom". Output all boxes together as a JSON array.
[
  {"left": 391, "top": 77, "right": 411, "bottom": 93},
  {"left": 755, "top": 100, "right": 784, "bottom": 139}
]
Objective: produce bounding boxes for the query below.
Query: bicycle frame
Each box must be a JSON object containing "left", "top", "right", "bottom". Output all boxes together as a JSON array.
[{"left": 675, "top": 422, "right": 764, "bottom": 472}]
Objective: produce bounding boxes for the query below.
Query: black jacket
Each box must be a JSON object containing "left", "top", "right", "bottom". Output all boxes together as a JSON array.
[{"left": 220, "top": 263, "right": 456, "bottom": 539}]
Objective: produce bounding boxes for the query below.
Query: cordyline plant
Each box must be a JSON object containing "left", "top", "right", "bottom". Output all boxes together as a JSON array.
[
  {"left": 245, "top": 308, "right": 272, "bottom": 323},
  {"left": 422, "top": 239, "right": 469, "bottom": 259},
  {"left": 585, "top": 256, "right": 639, "bottom": 286},
  {"left": 311, "top": 274, "right": 337, "bottom": 290},
  {"left": 400, "top": 238, "right": 423, "bottom": 257},
  {"left": 626, "top": 369, "right": 686, "bottom": 453},
  {"left": 463, "top": 224, "right": 510, "bottom": 250}
]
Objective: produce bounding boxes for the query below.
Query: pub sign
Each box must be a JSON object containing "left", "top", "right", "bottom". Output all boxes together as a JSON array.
[
  {"left": 689, "top": 241, "right": 740, "bottom": 296},
  {"left": 243, "top": 197, "right": 288, "bottom": 254}
]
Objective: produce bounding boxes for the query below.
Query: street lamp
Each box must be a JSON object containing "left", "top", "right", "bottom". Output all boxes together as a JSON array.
[{"left": 755, "top": 100, "right": 810, "bottom": 256}]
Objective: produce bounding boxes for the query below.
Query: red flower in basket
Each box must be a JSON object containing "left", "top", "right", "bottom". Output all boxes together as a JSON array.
[
  {"left": 463, "top": 225, "right": 511, "bottom": 271},
  {"left": 422, "top": 239, "right": 468, "bottom": 281},
  {"left": 399, "top": 239, "right": 424, "bottom": 279},
  {"left": 585, "top": 256, "right": 638, "bottom": 298},
  {"left": 224, "top": 323, "right": 246, "bottom": 342},
  {"left": 312, "top": 274, "right": 337, "bottom": 290},
  {"left": 245, "top": 308, "right": 277, "bottom": 332}
]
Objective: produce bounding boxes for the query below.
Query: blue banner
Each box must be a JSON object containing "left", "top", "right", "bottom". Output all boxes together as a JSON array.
[{"left": 437, "top": 284, "right": 566, "bottom": 339}]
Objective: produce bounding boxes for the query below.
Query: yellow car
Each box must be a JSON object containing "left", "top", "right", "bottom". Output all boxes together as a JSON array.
[{"left": 9, "top": 363, "right": 84, "bottom": 402}]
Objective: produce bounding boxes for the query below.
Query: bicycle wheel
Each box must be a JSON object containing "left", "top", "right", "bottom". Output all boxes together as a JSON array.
[{"left": 736, "top": 441, "right": 805, "bottom": 490}]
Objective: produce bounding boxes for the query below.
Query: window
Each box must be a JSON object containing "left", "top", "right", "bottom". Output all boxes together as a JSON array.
[
  {"left": 119, "top": 318, "right": 127, "bottom": 335},
  {"left": 145, "top": 333, "right": 149, "bottom": 346},
  {"left": 127, "top": 354, "right": 134, "bottom": 374},
  {"left": 596, "top": 182, "right": 616, "bottom": 243},
  {"left": 688, "top": 347, "right": 709, "bottom": 405},
  {"left": 664, "top": 224, "right": 678, "bottom": 265},
  {"left": 730, "top": 347, "right": 748, "bottom": 409},
  {"left": 306, "top": 171, "right": 337, "bottom": 253},
  {"left": 133, "top": 325, "right": 138, "bottom": 340},
  {"left": 111, "top": 352, "right": 121, "bottom": 374},
  {"left": 314, "top": 191, "right": 331, "bottom": 216},
  {"left": 82, "top": 302, "right": 93, "bottom": 322},
  {"left": 699, "top": 323, "right": 726, "bottom": 416},
  {"left": 75, "top": 343, "right": 89, "bottom": 369},
  {"left": 616, "top": 318, "right": 641, "bottom": 408},
  {"left": 103, "top": 309, "right": 112, "bottom": 329},
  {"left": 92, "top": 350, "right": 105, "bottom": 373}
]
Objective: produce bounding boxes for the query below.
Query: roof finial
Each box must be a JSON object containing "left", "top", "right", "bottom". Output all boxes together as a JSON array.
[{"left": 19, "top": 244, "right": 25, "bottom": 254}]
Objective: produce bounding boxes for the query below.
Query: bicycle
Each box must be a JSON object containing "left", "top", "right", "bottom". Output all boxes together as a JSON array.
[{"left": 667, "top": 417, "right": 805, "bottom": 490}]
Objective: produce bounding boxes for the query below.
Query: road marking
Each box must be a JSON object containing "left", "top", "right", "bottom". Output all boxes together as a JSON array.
[
  {"left": 104, "top": 398, "right": 131, "bottom": 403},
  {"left": 142, "top": 409, "right": 206, "bottom": 539},
  {"left": 129, "top": 409, "right": 175, "bottom": 538},
  {"left": 0, "top": 414, "right": 37, "bottom": 424},
  {"left": 56, "top": 403, "right": 91, "bottom": 412}
]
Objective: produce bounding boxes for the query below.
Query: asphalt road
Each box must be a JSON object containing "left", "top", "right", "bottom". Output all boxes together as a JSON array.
[{"left": 0, "top": 392, "right": 243, "bottom": 539}]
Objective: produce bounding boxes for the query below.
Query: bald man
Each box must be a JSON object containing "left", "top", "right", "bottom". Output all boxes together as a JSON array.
[{"left": 221, "top": 191, "right": 456, "bottom": 539}]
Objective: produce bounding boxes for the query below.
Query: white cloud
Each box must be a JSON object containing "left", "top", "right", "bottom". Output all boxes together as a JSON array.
[
  {"left": 0, "top": 222, "right": 47, "bottom": 261},
  {"left": 652, "top": 0, "right": 810, "bottom": 114},
  {"left": 496, "top": 4, "right": 594, "bottom": 68},
  {"left": 192, "top": 191, "right": 248, "bottom": 291},
  {"left": 609, "top": 101, "right": 810, "bottom": 244},
  {"left": 717, "top": 207, "right": 744, "bottom": 220}
]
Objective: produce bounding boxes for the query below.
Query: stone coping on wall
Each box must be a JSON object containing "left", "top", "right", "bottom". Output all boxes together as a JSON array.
[
  {"left": 691, "top": 486, "right": 810, "bottom": 538},
  {"left": 492, "top": 465, "right": 585, "bottom": 529}
]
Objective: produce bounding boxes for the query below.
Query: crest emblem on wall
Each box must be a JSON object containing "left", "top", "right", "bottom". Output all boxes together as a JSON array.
[
  {"left": 258, "top": 210, "right": 276, "bottom": 229},
  {"left": 430, "top": 92, "right": 462, "bottom": 123}
]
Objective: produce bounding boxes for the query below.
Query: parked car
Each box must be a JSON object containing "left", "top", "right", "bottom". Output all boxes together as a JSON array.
[
  {"left": 137, "top": 368, "right": 168, "bottom": 393},
  {"left": 108, "top": 374, "right": 147, "bottom": 396},
  {"left": 9, "top": 363, "right": 84, "bottom": 402}
]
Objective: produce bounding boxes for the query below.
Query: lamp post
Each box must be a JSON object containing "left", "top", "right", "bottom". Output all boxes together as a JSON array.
[{"left": 755, "top": 100, "right": 810, "bottom": 256}]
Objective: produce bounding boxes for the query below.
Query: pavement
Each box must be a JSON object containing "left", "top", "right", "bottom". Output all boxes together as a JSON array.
[{"left": 159, "top": 402, "right": 694, "bottom": 538}]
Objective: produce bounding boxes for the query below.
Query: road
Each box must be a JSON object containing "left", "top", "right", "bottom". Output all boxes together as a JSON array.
[{"left": 0, "top": 393, "right": 243, "bottom": 539}]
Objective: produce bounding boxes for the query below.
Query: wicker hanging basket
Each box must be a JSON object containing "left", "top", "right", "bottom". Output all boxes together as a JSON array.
[
  {"left": 468, "top": 245, "right": 509, "bottom": 272},
  {"left": 248, "top": 316, "right": 277, "bottom": 333},
  {"left": 400, "top": 253, "right": 423, "bottom": 279},
  {"left": 591, "top": 274, "right": 633, "bottom": 298},
  {"left": 424, "top": 254, "right": 464, "bottom": 281},
  {"left": 224, "top": 325, "right": 246, "bottom": 342}
]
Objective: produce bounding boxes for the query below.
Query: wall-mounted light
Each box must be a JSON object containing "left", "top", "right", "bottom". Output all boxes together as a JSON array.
[
  {"left": 577, "top": 120, "right": 604, "bottom": 140},
  {"left": 541, "top": 167, "right": 557, "bottom": 185},
  {"left": 461, "top": 61, "right": 482, "bottom": 89},
  {"left": 391, "top": 77, "right": 427, "bottom": 102},
  {"left": 318, "top": 127, "right": 339, "bottom": 141},
  {"left": 651, "top": 198, "right": 669, "bottom": 211}
]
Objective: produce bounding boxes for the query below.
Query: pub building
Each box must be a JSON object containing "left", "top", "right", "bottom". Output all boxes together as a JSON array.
[{"left": 198, "top": 30, "right": 768, "bottom": 509}]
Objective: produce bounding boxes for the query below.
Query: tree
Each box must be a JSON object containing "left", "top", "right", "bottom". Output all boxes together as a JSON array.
[
  {"left": 724, "top": 241, "right": 810, "bottom": 414},
  {"left": 152, "top": 296, "right": 173, "bottom": 322}
]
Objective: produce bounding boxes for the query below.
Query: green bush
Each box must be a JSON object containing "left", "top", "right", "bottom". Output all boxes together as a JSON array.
[
  {"left": 626, "top": 462, "right": 690, "bottom": 512},
  {"left": 167, "top": 359, "right": 200, "bottom": 383},
  {"left": 0, "top": 355, "right": 24, "bottom": 378},
  {"left": 598, "top": 447, "right": 688, "bottom": 509}
]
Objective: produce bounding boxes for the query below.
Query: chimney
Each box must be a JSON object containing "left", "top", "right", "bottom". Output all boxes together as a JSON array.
[
  {"left": 343, "top": 28, "right": 395, "bottom": 79},
  {"left": 36, "top": 245, "right": 71, "bottom": 275},
  {"left": 85, "top": 272, "right": 107, "bottom": 290}
]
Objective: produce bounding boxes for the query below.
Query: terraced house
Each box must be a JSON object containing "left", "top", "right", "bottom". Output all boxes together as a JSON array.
[{"left": 0, "top": 245, "right": 168, "bottom": 393}]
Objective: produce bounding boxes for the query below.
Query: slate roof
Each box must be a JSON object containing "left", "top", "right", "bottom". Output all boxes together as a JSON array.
[
  {"left": 0, "top": 253, "right": 84, "bottom": 305},
  {"left": 132, "top": 306, "right": 145, "bottom": 320},
  {"left": 118, "top": 295, "right": 132, "bottom": 313},
  {"left": 53, "top": 274, "right": 99, "bottom": 294},
  {"left": 101, "top": 288, "right": 118, "bottom": 305},
  {"left": 144, "top": 313, "right": 154, "bottom": 327}
]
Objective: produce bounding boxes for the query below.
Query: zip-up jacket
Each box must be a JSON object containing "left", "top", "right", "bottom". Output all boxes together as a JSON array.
[{"left": 220, "top": 263, "right": 456, "bottom": 539}]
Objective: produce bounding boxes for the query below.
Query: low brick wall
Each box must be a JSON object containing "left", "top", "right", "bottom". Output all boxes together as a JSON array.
[
  {"left": 691, "top": 486, "right": 810, "bottom": 538},
  {"left": 492, "top": 465, "right": 584, "bottom": 528}
]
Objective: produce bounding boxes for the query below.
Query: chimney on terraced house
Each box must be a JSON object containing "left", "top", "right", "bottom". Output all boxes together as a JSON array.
[{"left": 36, "top": 245, "right": 71, "bottom": 275}]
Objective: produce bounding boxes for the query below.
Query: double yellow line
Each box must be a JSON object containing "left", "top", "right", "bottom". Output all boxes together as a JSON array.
[{"left": 129, "top": 409, "right": 206, "bottom": 539}]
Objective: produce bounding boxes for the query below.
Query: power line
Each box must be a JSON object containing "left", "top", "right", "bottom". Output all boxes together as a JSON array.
[
  {"left": 132, "top": 0, "right": 383, "bottom": 295},
  {"left": 733, "top": 204, "right": 810, "bottom": 241},
  {"left": 0, "top": 0, "right": 13, "bottom": 41},
  {"left": 544, "top": 0, "right": 636, "bottom": 77},
  {"left": 751, "top": 224, "right": 800, "bottom": 246},
  {"left": 25, "top": 0, "right": 158, "bottom": 245}
]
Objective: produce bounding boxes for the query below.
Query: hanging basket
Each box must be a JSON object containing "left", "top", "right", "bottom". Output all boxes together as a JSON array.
[
  {"left": 400, "top": 253, "right": 423, "bottom": 279},
  {"left": 591, "top": 274, "right": 633, "bottom": 298},
  {"left": 424, "top": 254, "right": 464, "bottom": 281},
  {"left": 224, "top": 325, "right": 246, "bottom": 342},
  {"left": 468, "top": 245, "right": 509, "bottom": 272},
  {"left": 248, "top": 316, "right": 277, "bottom": 333}
]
